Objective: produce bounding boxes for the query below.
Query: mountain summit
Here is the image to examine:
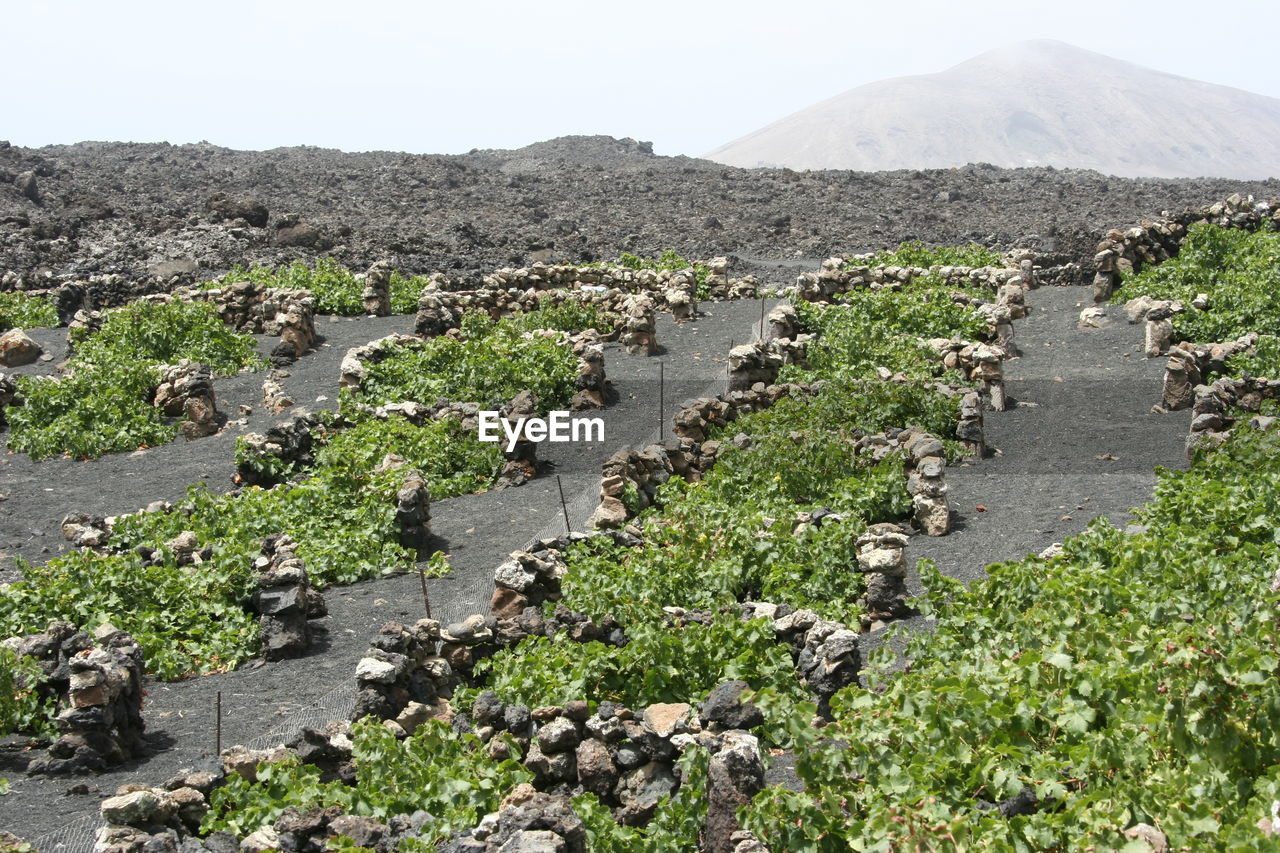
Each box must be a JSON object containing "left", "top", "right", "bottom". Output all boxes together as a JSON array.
[{"left": 705, "top": 40, "right": 1280, "bottom": 179}]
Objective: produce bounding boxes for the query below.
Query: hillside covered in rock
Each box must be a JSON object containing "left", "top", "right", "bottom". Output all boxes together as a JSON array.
[{"left": 2, "top": 135, "right": 1276, "bottom": 308}]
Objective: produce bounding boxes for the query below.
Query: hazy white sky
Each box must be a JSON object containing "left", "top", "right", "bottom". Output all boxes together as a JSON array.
[{"left": 8, "top": 0, "right": 1279, "bottom": 157}]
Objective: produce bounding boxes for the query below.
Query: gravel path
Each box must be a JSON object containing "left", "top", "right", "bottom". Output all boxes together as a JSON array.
[{"left": 0, "top": 298, "right": 774, "bottom": 845}]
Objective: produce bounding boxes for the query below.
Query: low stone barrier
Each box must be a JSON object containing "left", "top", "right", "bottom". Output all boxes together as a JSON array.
[
  {"left": 251, "top": 534, "right": 326, "bottom": 661},
  {"left": 458, "top": 258, "right": 753, "bottom": 302},
  {"left": 743, "top": 602, "right": 862, "bottom": 711},
  {"left": 235, "top": 411, "right": 331, "bottom": 486},
  {"left": 795, "top": 254, "right": 1037, "bottom": 304},
  {"left": 1158, "top": 335, "right": 1259, "bottom": 411},
  {"left": 671, "top": 382, "right": 810, "bottom": 444},
  {"left": 91, "top": 702, "right": 761, "bottom": 853},
  {"left": 361, "top": 260, "right": 392, "bottom": 316},
  {"left": 727, "top": 338, "right": 811, "bottom": 391},
  {"left": 1090, "top": 195, "right": 1280, "bottom": 303},
  {"left": 60, "top": 511, "right": 114, "bottom": 549},
  {"left": 736, "top": 301, "right": 1009, "bottom": 408},
  {"left": 592, "top": 377, "right": 962, "bottom": 537},
  {"left": 152, "top": 359, "right": 219, "bottom": 439},
  {"left": 176, "top": 282, "right": 317, "bottom": 362},
  {"left": 351, "top": 617, "right": 460, "bottom": 731},
  {"left": 2, "top": 621, "right": 146, "bottom": 776},
  {"left": 1185, "top": 375, "right": 1280, "bottom": 457},
  {"left": 619, "top": 293, "right": 658, "bottom": 355},
  {"left": 929, "top": 339, "right": 1009, "bottom": 411},
  {"left": 413, "top": 282, "right": 665, "bottom": 360}
]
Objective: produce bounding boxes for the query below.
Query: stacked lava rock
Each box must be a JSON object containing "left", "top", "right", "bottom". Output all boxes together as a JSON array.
[
  {"left": 394, "top": 469, "right": 433, "bottom": 549},
  {"left": 440, "top": 788, "right": 587, "bottom": 853},
  {"left": 495, "top": 389, "right": 539, "bottom": 488},
  {"left": 61, "top": 511, "right": 113, "bottom": 549},
  {"left": 662, "top": 270, "right": 698, "bottom": 322},
  {"left": 747, "top": 603, "right": 861, "bottom": 715},
  {"left": 727, "top": 343, "right": 782, "bottom": 391},
  {"left": 413, "top": 289, "right": 465, "bottom": 338},
  {"left": 855, "top": 523, "right": 912, "bottom": 627},
  {"left": 235, "top": 412, "right": 332, "bottom": 486},
  {"left": 352, "top": 618, "right": 459, "bottom": 734},
  {"left": 727, "top": 339, "right": 810, "bottom": 391},
  {"left": 338, "top": 333, "right": 419, "bottom": 391},
  {"left": 486, "top": 533, "right": 633, "bottom": 644},
  {"left": 619, "top": 294, "right": 658, "bottom": 355},
  {"left": 362, "top": 260, "right": 392, "bottom": 316},
  {"left": 264, "top": 291, "right": 317, "bottom": 364},
  {"left": 495, "top": 602, "right": 629, "bottom": 651},
  {"left": 152, "top": 359, "right": 219, "bottom": 439},
  {"left": 701, "top": 697, "right": 768, "bottom": 853},
  {"left": 94, "top": 766, "right": 225, "bottom": 853},
  {"left": 999, "top": 276, "right": 1030, "bottom": 319},
  {"left": 764, "top": 303, "right": 798, "bottom": 343},
  {"left": 1160, "top": 334, "right": 1259, "bottom": 411},
  {"left": 180, "top": 282, "right": 316, "bottom": 362},
  {"left": 251, "top": 535, "right": 326, "bottom": 661},
  {"left": 68, "top": 307, "right": 105, "bottom": 337},
  {"left": 3, "top": 621, "right": 147, "bottom": 775},
  {"left": 956, "top": 390, "right": 986, "bottom": 456},
  {"left": 672, "top": 383, "right": 813, "bottom": 444},
  {"left": 567, "top": 330, "right": 609, "bottom": 410},
  {"left": 469, "top": 694, "right": 711, "bottom": 826},
  {"left": 53, "top": 281, "right": 89, "bottom": 325},
  {"left": 702, "top": 256, "right": 730, "bottom": 298},
  {"left": 589, "top": 442, "right": 684, "bottom": 528},
  {"left": 900, "top": 429, "right": 951, "bottom": 536},
  {"left": 930, "top": 339, "right": 1009, "bottom": 412},
  {"left": 1090, "top": 195, "right": 1280, "bottom": 304},
  {"left": 1091, "top": 223, "right": 1186, "bottom": 302},
  {"left": 1121, "top": 295, "right": 1188, "bottom": 357},
  {"left": 600, "top": 395, "right": 957, "bottom": 535},
  {"left": 795, "top": 255, "right": 1036, "bottom": 304},
  {"left": 489, "top": 545, "right": 570, "bottom": 621},
  {"left": 975, "top": 300, "right": 1016, "bottom": 353},
  {"left": 261, "top": 369, "right": 295, "bottom": 411},
  {"left": 1185, "top": 375, "right": 1280, "bottom": 456}
]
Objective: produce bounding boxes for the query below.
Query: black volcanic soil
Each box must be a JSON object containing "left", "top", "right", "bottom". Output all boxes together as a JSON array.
[{"left": 2, "top": 135, "right": 1277, "bottom": 306}]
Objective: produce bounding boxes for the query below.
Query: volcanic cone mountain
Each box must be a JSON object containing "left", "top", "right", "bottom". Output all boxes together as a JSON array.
[{"left": 706, "top": 39, "right": 1280, "bottom": 179}]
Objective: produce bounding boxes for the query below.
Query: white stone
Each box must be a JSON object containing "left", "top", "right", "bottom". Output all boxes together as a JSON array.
[{"left": 354, "top": 657, "right": 398, "bottom": 684}]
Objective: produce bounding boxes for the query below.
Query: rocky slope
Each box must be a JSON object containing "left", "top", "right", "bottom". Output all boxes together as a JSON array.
[
  {"left": 0, "top": 134, "right": 1276, "bottom": 306},
  {"left": 706, "top": 40, "right": 1280, "bottom": 179}
]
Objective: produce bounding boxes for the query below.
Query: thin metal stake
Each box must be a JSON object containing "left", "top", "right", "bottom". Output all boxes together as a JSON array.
[
  {"left": 419, "top": 564, "right": 432, "bottom": 619},
  {"left": 759, "top": 295, "right": 767, "bottom": 339},
  {"left": 556, "top": 475, "right": 571, "bottom": 534},
  {"left": 215, "top": 691, "right": 222, "bottom": 756},
  {"left": 658, "top": 361, "right": 665, "bottom": 441}
]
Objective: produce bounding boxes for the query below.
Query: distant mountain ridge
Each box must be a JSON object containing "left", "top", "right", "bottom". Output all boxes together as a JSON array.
[{"left": 706, "top": 40, "right": 1280, "bottom": 179}]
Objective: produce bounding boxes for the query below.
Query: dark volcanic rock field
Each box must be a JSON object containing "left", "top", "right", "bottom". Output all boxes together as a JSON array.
[{"left": 2, "top": 135, "right": 1277, "bottom": 301}]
